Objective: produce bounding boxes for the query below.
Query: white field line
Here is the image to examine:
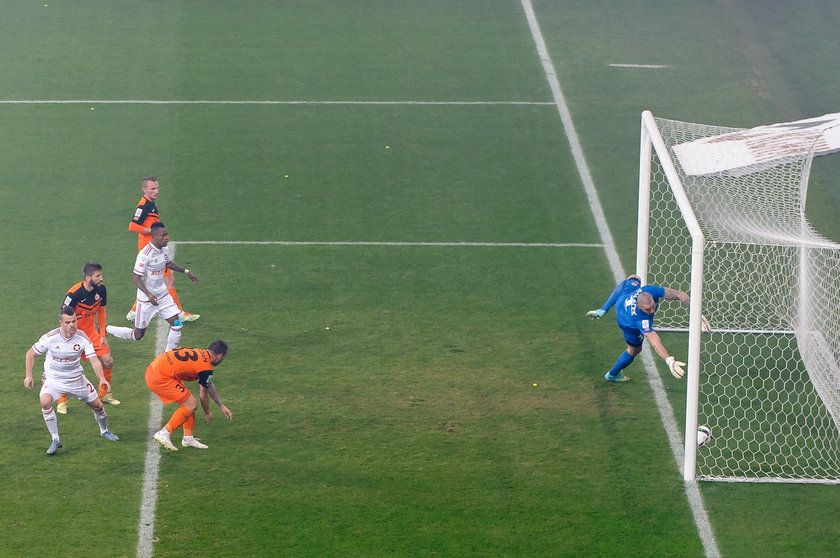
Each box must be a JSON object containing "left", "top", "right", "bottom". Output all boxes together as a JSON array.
[
  {"left": 174, "top": 240, "right": 603, "bottom": 248},
  {"left": 609, "top": 63, "right": 669, "bottom": 69},
  {"left": 136, "top": 254, "right": 173, "bottom": 558},
  {"left": 519, "top": 2, "right": 720, "bottom": 558},
  {"left": 0, "top": 99, "right": 553, "bottom": 106}
]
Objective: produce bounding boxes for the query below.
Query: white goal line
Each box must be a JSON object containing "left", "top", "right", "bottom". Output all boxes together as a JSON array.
[{"left": 173, "top": 240, "right": 603, "bottom": 248}]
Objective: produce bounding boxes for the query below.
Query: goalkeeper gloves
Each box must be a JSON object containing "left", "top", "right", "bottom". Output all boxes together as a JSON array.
[
  {"left": 701, "top": 315, "right": 713, "bottom": 333},
  {"left": 666, "top": 356, "right": 686, "bottom": 379},
  {"left": 586, "top": 309, "right": 606, "bottom": 320}
]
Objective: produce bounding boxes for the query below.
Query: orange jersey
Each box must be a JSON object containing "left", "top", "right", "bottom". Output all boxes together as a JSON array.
[
  {"left": 63, "top": 281, "right": 107, "bottom": 334},
  {"left": 129, "top": 195, "right": 160, "bottom": 251},
  {"left": 148, "top": 348, "right": 214, "bottom": 382}
]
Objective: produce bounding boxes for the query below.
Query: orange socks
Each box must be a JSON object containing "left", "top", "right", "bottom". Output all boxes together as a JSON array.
[
  {"left": 164, "top": 405, "right": 195, "bottom": 434},
  {"left": 168, "top": 287, "right": 184, "bottom": 313},
  {"left": 98, "top": 369, "right": 113, "bottom": 398}
]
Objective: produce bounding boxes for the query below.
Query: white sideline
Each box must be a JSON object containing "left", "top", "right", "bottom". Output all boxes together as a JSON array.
[
  {"left": 518, "top": 2, "right": 721, "bottom": 557},
  {"left": 135, "top": 253, "right": 172, "bottom": 558}
]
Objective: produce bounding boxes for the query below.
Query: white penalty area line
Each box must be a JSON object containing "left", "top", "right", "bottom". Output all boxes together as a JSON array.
[
  {"left": 174, "top": 240, "right": 603, "bottom": 248},
  {"left": 519, "top": 2, "right": 720, "bottom": 558},
  {"left": 0, "top": 99, "right": 553, "bottom": 106},
  {"left": 609, "top": 63, "right": 669, "bottom": 69}
]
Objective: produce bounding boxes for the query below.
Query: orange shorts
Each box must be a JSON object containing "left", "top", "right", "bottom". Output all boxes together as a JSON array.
[
  {"left": 145, "top": 366, "right": 191, "bottom": 405},
  {"left": 81, "top": 329, "right": 110, "bottom": 360}
]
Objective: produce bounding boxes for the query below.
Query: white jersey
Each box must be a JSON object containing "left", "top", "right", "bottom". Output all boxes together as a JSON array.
[
  {"left": 32, "top": 328, "right": 96, "bottom": 380},
  {"left": 134, "top": 241, "right": 172, "bottom": 301}
]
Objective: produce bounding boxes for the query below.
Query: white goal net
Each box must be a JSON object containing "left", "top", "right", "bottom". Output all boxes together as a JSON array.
[{"left": 639, "top": 111, "right": 840, "bottom": 483}]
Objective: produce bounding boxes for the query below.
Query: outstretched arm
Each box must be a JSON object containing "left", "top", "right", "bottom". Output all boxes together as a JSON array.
[
  {"left": 645, "top": 331, "right": 686, "bottom": 378},
  {"left": 165, "top": 262, "right": 199, "bottom": 283},
  {"left": 587, "top": 275, "right": 638, "bottom": 319},
  {"left": 662, "top": 287, "right": 712, "bottom": 332}
]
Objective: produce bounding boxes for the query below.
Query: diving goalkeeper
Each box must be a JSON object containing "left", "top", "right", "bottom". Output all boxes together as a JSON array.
[{"left": 585, "top": 274, "right": 710, "bottom": 382}]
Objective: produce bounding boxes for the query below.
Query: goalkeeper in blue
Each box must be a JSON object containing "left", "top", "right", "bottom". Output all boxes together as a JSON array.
[{"left": 586, "top": 274, "right": 710, "bottom": 382}]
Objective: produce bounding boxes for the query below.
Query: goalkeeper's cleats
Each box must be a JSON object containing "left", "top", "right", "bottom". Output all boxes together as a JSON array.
[
  {"left": 666, "top": 356, "right": 686, "bottom": 379},
  {"left": 586, "top": 309, "right": 606, "bottom": 320},
  {"left": 604, "top": 372, "right": 630, "bottom": 382}
]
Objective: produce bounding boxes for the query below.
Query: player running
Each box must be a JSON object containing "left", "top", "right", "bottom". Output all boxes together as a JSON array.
[
  {"left": 107, "top": 222, "right": 199, "bottom": 353},
  {"left": 145, "top": 341, "right": 232, "bottom": 451},
  {"left": 586, "top": 274, "right": 710, "bottom": 382},
  {"left": 126, "top": 176, "right": 199, "bottom": 322},
  {"left": 56, "top": 262, "right": 120, "bottom": 414},
  {"left": 24, "top": 308, "right": 120, "bottom": 455}
]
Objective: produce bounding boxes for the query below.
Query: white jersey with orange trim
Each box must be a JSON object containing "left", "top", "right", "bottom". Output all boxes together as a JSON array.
[
  {"left": 32, "top": 328, "right": 96, "bottom": 380},
  {"left": 134, "top": 242, "right": 172, "bottom": 301}
]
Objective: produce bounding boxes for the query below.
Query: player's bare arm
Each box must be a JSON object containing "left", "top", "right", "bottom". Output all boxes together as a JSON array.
[
  {"left": 133, "top": 273, "right": 159, "bottom": 305},
  {"left": 202, "top": 382, "right": 233, "bottom": 421},
  {"left": 165, "top": 262, "right": 199, "bottom": 283},
  {"left": 663, "top": 287, "right": 690, "bottom": 308},
  {"left": 643, "top": 331, "right": 672, "bottom": 361},
  {"left": 24, "top": 348, "right": 37, "bottom": 389}
]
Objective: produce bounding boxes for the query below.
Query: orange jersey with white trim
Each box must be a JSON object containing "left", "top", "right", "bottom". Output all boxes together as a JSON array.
[
  {"left": 62, "top": 281, "right": 107, "bottom": 335},
  {"left": 148, "top": 348, "right": 214, "bottom": 382},
  {"left": 129, "top": 195, "right": 160, "bottom": 251}
]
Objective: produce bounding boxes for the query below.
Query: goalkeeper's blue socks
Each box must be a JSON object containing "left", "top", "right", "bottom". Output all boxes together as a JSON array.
[
  {"left": 600, "top": 279, "right": 628, "bottom": 313},
  {"left": 606, "top": 350, "right": 635, "bottom": 378}
]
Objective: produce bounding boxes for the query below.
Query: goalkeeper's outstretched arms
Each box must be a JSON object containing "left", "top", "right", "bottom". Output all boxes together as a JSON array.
[
  {"left": 644, "top": 331, "right": 686, "bottom": 379},
  {"left": 586, "top": 275, "right": 637, "bottom": 319},
  {"left": 662, "top": 287, "right": 713, "bottom": 332}
]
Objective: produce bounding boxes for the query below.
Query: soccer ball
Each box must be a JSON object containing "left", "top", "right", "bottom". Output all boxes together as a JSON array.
[{"left": 696, "top": 425, "right": 712, "bottom": 447}]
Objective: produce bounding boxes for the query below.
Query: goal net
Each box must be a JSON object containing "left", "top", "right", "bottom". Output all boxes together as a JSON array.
[{"left": 639, "top": 111, "right": 840, "bottom": 483}]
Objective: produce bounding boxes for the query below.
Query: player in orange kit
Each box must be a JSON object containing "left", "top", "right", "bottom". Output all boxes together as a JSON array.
[
  {"left": 126, "top": 176, "right": 199, "bottom": 322},
  {"left": 56, "top": 262, "right": 120, "bottom": 414},
  {"left": 146, "top": 341, "right": 232, "bottom": 451}
]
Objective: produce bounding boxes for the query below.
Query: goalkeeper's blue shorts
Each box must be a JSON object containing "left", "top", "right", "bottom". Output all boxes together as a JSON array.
[{"left": 620, "top": 327, "right": 644, "bottom": 347}]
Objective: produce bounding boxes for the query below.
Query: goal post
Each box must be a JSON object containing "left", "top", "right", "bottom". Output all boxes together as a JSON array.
[{"left": 639, "top": 110, "right": 840, "bottom": 484}]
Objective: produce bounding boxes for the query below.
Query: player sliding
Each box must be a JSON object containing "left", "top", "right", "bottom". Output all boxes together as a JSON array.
[
  {"left": 145, "top": 341, "right": 232, "bottom": 451},
  {"left": 586, "top": 274, "right": 711, "bottom": 382},
  {"left": 106, "top": 221, "right": 199, "bottom": 353}
]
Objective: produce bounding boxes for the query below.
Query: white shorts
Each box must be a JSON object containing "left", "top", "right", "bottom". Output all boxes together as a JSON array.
[
  {"left": 41, "top": 374, "right": 99, "bottom": 404},
  {"left": 135, "top": 293, "right": 180, "bottom": 329}
]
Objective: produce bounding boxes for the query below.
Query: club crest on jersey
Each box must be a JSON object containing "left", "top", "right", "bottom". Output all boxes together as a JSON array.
[{"left": 74, "top": 344, "right": 81, "bottom": 351}]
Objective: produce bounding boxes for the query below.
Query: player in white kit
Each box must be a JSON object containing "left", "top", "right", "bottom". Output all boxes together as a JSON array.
[
  {"left": 106, "top": 221, "right": 199, "bottom": 353},
  {"left": 24, "top": 307, "right": 120, "bottom": 455}
]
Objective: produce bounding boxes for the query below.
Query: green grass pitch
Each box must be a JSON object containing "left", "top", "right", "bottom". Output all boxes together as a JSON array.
[{"left": 1, "top": 1, "right": 840, "bottom": 557}]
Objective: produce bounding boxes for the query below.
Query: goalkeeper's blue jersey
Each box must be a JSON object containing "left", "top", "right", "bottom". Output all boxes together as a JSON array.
[{"left": 615, "top": 280, "right": 666, "bottom": 334}]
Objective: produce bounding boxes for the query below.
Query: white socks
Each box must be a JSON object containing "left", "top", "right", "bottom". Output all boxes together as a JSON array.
[
  {"left": 166, "top": 324, "right": 182, "bottom": 352},
  {"left": 106, "top": 325, "right": 137, "bottom": 341},
  {"left": 43, "top": 407, "right": 59, "bottom": 439}
]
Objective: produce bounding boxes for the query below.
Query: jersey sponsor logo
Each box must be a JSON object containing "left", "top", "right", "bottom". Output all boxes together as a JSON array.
[{"left": 624, "top": 288, "right": 643, "bottom": 316}]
